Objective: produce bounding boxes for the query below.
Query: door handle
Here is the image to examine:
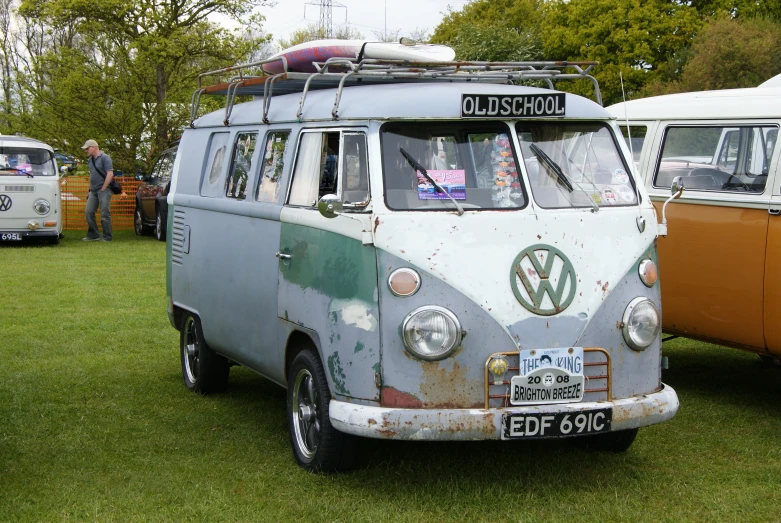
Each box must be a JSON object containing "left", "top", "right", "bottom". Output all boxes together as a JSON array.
[
  {"left": 770, "top": 209, "right": 781, "bottom": 215},
  {"left": 275, "top": 252, "right": 292, "bottom": 260}
]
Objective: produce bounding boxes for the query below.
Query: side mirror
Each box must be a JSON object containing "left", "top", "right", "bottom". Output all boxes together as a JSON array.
[
  {"left": 658, "top": 176, "right": 686, "bottom": 237},
  {"left": 318, "top": 194, "right": 342, "bottom": 219},
  {"left": 60, "top": 165, "right": 69, "bottom": 174},
  {"left": 670, "top": 176, "right": 685, "bottom": 198}
]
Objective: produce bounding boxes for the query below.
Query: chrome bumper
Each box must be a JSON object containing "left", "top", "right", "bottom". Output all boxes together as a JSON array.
[{"left": 330, "top": 384, "right": 678, "bottom": 441}]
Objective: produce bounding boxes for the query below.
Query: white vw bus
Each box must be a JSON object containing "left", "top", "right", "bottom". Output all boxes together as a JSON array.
[
  {"left": 0, "top": 135, "right": 62, "bottom": 244},
  {"left": 167, "top": 56, "right": 678, "bottom": 471}
]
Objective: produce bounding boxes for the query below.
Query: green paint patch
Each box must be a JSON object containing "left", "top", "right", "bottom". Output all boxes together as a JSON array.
[
  {"left": 327, "top": 352, "right": 350, "bottom": 395},
  {"left": 354, "top": 340, "right": 365, "bottom": 353}
]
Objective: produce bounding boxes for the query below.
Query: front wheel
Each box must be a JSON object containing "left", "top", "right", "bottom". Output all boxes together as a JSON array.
[
  {"left": 287, "top": 349, "right": 357, "bottom": 472},
  {"left": 179, "top": 313, "right": 229, "bottom": 394},
  {"left": 574, "top": 428, "right": 639, "bottom": 452}
]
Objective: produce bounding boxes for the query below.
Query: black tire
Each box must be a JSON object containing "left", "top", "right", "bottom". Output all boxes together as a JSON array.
[
  {"left": 179, "top": 313, "right": 230, "bottom": 394},
  {"left": 155, "top": 207, "right": 167, "bottom": 242},
  {"left": 287, "top": 349, "right": 357, "bottom": 472},
  {"left": 134, "top": 206, "right": 152, "bottom": 236},
  {"left": 574, "top": 428, "right": 639, "bottom": 452}
]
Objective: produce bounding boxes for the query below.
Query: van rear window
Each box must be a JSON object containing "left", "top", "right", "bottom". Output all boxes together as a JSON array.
[{"left": 381, "top": 122, "right": 527, "bottom": 211}]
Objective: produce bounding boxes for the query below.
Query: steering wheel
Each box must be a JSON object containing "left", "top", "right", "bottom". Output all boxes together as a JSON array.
[{"left": 722, "top": 174, "right": 751, "bottom": 191}]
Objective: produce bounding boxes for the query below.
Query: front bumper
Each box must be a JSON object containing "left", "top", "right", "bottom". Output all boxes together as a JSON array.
[
  {"left": 1, "top": 229, "right": 60, "bottom": 240},
  {"left": 330, "top": 384, "right": 678, "bottom": 440}
]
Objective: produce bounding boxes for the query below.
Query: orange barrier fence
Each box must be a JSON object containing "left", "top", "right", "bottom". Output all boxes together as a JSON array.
[{"left": 60, "top": 176, "right": 141, "bottom": 231}]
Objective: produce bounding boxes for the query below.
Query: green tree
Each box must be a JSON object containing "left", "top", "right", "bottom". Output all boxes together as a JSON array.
[
  {"left": 16, "top": 0, "right": 269, "bottom": 170},
  {"left": 643, "top": 17, "right": 781, "bottom": 95},
  {"left": 430, "top": 0, "right": 543, "bottom": 62},
  {"left": 541, "top": 0, "right": 702, "bottom": 105}
]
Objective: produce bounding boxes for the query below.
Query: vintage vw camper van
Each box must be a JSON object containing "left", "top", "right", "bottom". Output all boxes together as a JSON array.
[
  {"left": 167, "top": 56, "right": 678, "bottom": 471},
  {"left": 0, "top": 135, "right": 62, "bottom": 244},
  {"left": 608, "top": 86, "right": 781, "bottom": 362}
]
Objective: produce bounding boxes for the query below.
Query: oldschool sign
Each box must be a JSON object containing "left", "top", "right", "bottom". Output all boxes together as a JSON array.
[{"left": 461, "top": 93, "right": 566, "bottom": 118}]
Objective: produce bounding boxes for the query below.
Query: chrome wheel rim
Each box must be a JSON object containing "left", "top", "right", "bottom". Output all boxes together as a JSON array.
[
  {"left": 292, "top": 368, "right": 319, "bottom": 460},
  {"left": 134, "top": 209, "right": 143, "bottom": 235},
  {"left": 182, "top": 317, "right": 199, "bottom": 384}
]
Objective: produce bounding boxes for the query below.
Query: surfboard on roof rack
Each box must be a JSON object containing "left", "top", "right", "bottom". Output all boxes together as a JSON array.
[{"left": 262, "top": 39, "right": 457, "bottom": 74}]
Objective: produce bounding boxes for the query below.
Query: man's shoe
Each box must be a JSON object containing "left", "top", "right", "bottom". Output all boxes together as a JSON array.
[
  {"left": 82, "top": 237, "right": 100, "bottom": 241},
  {"left": 100, "top": 238, "right": 112, "bottom": 242}
]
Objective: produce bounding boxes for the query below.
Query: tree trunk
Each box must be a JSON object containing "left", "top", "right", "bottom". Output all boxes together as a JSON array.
[{"left": 155, "top": 62, "right": 168, "bottom": 156}]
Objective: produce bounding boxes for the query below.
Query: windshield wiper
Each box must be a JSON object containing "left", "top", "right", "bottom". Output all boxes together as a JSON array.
[
  {"left": 529, "top": 143, "right": 573, "bottom": 192},
  {"left": 0, "top": 167, "right": 32, "bottom": 177},
  {"left": 399, "top": 147, "right": 464, "bottom": 216}
]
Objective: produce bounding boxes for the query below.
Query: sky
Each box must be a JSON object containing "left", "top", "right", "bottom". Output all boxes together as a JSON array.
[{"left": 249, "top": 0, "right": 469, "bottom": 44}]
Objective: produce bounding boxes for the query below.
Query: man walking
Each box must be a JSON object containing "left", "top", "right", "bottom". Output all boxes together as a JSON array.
[{"left": 82, "top": 139, "right": 114, "bottom": 242}]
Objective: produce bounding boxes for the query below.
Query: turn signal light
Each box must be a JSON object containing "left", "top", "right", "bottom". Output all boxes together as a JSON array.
[
  {"left": 638, "top": 260, "right": 658, "bottom": 287},
  {"left": 388, "top": 268, "right": 421, "bottom": 297}
]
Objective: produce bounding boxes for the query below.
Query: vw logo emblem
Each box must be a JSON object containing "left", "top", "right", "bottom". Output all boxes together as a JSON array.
[
  {"left": 0, "top": 194, "right": 11, "bottom": 211},
  {"left": 510, "top": 244, "right": 576, "bottom": 316}
]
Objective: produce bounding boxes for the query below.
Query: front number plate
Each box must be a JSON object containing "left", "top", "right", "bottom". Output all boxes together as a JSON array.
[
  {"left": 1, "top": 233, "right": 21, "bottom": 241},
  {"left": 501, "top": 408, "right": 612, "bottom": 440}
]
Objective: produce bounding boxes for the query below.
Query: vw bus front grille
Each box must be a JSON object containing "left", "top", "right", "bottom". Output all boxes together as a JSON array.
[
  {"left": 484, "top": 348, "right": 611, "bottom": 409},
  {"left": 3, "top": 185, "right": 35, "bottom": 192},
  {"left": 171, "top": 210, "right": 186, "bottom": 265}
]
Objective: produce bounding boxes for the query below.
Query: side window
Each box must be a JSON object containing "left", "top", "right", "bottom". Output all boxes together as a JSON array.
[
  {"left": 201, "top": 132, "right": 230, "bottom": 197},
  {"left": 655, "top": 125, "right": 777, "bottom": 192},
  {"left": 619, "top": 125, "right": 647, "bottom": 168},
  {"left": 226, "top": 132, "right": 258, "bottom": 200},
  {"left": 162, "top": 152, "right": 175, "bottom": 180},
  {"left": 256, "top": 131, "right": 290, "bottom": 203},
  {"left": 153, "top": 154, "right": 171, "bottom": 181},
  {"left": 288, "top": 131, "right": 341, "bottom": 206},
  {"left": 341, "top": 133, "right": 369, "bottom": 204}
]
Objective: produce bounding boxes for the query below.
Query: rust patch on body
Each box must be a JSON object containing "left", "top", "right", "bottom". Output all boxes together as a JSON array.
[
  {"left": 418, "top": 360, "right": 481, "bottom": 408},
  {"left": 374, "top": 216, "right": 380, "bottom": 233},
  {"left": 381, "top": 387, "right": 423, "bottom": 408}
]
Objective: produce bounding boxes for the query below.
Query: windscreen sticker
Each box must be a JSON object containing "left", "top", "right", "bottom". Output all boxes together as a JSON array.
[
  {"left": 600, "top": 186, "right": 618, "bottom": 205},
  {"left": 614, "top": 169, "right": 629, "bottom": 184},
  {"left": 590, "top": 192, "right": 602, "bottom": 205},
  {"left": 617, "top": 184, "right": 636, "bottom": 202},
  {"left": 417, "top": 169, "right": 467, "bottom": 200},
  {"left": 461, "top": 93, "right": 566, "bottom": 118}
]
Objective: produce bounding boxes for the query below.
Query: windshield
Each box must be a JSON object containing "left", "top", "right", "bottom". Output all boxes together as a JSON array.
[
  {"left": 381, "top": 122, "right": 527, "bottom": 211},
  {"left": 0, "top": 147, "right": 56, "bottom": 176},
  {"left": 516, "top": 122, "right": 638, "bottom": 208}
]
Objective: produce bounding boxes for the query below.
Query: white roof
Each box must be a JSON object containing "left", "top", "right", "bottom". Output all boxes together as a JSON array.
[
  {"left": 759, "top": 73, "right": 781, "bottom": 88},
  {"left": 194, "top": 82, "right": 612, "bottom": 127},
  {"left": 0, "top": 135, "right": 53, "bottom": 151},
  {"left": 607, "top": 86, "right": 781, "bottom": 120}
]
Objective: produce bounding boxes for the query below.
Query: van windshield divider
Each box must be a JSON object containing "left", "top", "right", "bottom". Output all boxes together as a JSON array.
[{"left": 189, "top": 59, "right": 601, "bottom": 127}]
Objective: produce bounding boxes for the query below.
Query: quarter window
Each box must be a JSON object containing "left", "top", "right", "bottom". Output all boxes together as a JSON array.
[
  {"left": 654, "top": 125, "right": 777, "bottom": 192},
  {"left": 226, "top": 132, "right": 258, "bottom": 200},
  {"left": 619, "top": 125, "right": 647, "bottom": 168},
  {"left": 257, "top": 131, "right": 290, "bottom": 203},
  {"left": 201, "top": 132, "right": 230, "bottom": 197}
]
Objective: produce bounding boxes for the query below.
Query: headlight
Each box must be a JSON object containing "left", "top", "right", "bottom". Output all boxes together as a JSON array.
[
  {"left": 33, "top": 199, "right": 50, "bottom": 215},
  {"left": 401, "top": 306, "right": 462, "bottom": 361},
  {"left": 638, "top": 259, "right": 658, "bottom": 287},
  {"left": 621, "top": 297, "right": 660, "bottom": 351}
]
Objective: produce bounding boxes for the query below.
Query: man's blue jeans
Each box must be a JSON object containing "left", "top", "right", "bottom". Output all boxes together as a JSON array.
[{"left": 85, "top": 189, "right": 112, "bottom": 240}]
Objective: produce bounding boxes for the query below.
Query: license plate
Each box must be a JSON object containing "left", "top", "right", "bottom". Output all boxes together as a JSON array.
[
  {"left": 511, "top": 347, "right": 585, "bottom": 405},
  {"left": 1, "top": 233, "right": 21, "bottom": 241},
  {"left": 501, "top": 408, "right": 612, "bottom": 439}
]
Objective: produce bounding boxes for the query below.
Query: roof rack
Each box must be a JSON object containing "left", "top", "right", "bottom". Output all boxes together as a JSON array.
[{"left": 189, "top": 56, "right": 601, "bottom": 127}]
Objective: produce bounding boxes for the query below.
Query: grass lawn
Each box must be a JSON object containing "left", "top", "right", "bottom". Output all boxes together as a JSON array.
[{"left": 1, "top": 231, "right": 781, "bottom": 521}]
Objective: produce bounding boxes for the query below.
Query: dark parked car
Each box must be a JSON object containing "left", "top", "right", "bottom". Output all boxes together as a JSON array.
[
  {"left": 134, "top": 146, "right": 176, "bottom": 241},
  {"left": 53, "top": 151, "right": 76, "bottom": 171}
]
